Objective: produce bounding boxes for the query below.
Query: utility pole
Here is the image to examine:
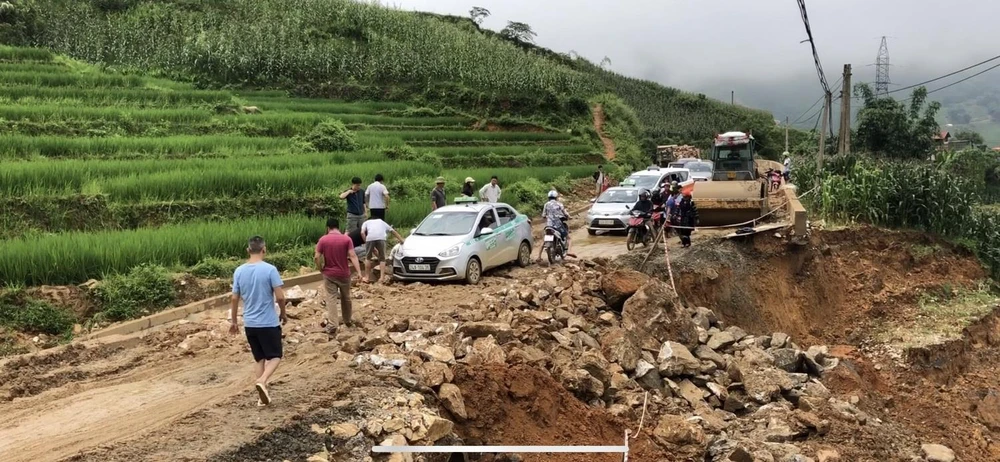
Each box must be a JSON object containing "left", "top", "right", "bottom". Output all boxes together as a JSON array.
[
  {"left": 731, "top": 90, "right": 734, "bottom": 105},
  {"left": 838, "top": 64, "right": 852, "bottom": 155},
  {"left": 818, "top": 91, "right": 831, "bottom": 169},
  {"left": 784, "top": 116, "right": 790, "bottom": 153}
]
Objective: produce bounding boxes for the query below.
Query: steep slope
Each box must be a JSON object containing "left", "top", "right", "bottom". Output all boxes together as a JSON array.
[{"left": 4, "top": 0, "right": 776, "bottom": 144}]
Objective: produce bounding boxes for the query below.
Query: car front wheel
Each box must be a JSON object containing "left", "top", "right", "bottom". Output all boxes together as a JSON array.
[{"left": 465, "top": 257, "right": 482, "bottom": 285}]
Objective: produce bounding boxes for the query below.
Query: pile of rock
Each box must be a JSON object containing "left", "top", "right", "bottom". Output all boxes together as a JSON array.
[{"left": 323, "top": 261, "right": 921, "bottom": 461}]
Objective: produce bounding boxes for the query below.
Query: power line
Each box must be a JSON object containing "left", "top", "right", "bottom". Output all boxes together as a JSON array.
[
  {"left": 791, "top": 76, "right": 841, "bottom": 125},
  {"left": 888, "top": 52, "right": 1000, "bottom": 95},
  {"left": 796, "top": 0, "right": 830, "bottom": 94},
  {"left": 924, "top": 61, "right": 1000, "bottom": 96}
]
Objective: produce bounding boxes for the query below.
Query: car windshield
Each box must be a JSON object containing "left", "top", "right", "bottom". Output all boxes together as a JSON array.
[
  {"left": 626, "top": 175, "right": 659, "bottom": 190},
  {"left": 687, "top": 162, "right": 713, "bottom": 173},
  {"left": 412, "top": 211, "right": 479, "bottom": 236},
  {"left": 597, "top": 189, "right": 638, "bottom": 204}
]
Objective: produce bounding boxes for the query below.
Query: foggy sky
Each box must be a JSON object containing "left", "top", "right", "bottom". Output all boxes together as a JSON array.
[{"left": 385, "top": 0, "right": 1000, "bottom": 119}]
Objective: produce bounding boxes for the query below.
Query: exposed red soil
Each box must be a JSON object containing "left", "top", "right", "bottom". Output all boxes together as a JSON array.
[
  {"left": 592, "top": 104, "right": 616, "bottom": 160},
  {"left": 451, "top": 364, "right": 669, "bottom": 462}
]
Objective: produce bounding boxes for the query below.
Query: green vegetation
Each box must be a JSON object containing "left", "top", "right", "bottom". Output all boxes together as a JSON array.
[
  {"left": 8, "top": 0, "right": 775, "bottom": 142},
  {"left": 0, "top": 292, "right": 76, "bottom": 336},
  {"left": 854, "top": 84, "right": 941, "bottom": 159},
  {"left": 93, "top": 264, "right": 177, "bottom": 322},
  {"left": 300, "top": 120, "right": 359, "bottom": 152}
]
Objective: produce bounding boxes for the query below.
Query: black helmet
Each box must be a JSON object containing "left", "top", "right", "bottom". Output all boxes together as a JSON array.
[{"left": 639, "top": 188, "right": 650, "bottom": 199}]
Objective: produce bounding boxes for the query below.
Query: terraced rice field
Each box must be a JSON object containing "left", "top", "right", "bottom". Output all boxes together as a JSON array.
[{"left": 0, "top": 47, "right": 601, "bottom": 285}]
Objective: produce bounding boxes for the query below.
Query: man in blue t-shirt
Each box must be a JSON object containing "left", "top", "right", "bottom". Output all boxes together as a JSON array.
[{"left": 230, "top": 235, "right": 286, "bottom": 406}]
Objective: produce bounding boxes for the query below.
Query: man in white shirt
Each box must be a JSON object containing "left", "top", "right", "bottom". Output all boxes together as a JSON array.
[
  {"left": 365, "top": 173, "right": 390, "bottom": 220},
  {"left": 479, "top": 176, "right": 502, "bottom": 203},
  {"left": 361, "top": 218, "right": 405, "bottom": 283},
  {"left": 782, "top": 154, "right": 792, "bottom": 182}
]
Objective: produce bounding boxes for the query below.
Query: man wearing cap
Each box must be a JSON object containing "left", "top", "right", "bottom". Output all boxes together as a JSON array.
[
  {"left": 431, "top": 177, "right": 447, "bottom": 210},
  {"left": 461, "top": 177, "right": 476, "bottom": 198}
]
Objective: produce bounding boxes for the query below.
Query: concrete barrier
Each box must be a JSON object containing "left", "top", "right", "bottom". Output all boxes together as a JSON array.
[
  {"left": 85, "top": 271, "right": 325, "bottom": 341},
  {"left": 783, "top": 185, "right": 808, "bottom": 237}
]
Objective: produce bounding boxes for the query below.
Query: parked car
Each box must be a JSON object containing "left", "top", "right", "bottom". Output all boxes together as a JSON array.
[
  {"left": 620, "top": 166, "right": 690, "bottom": 192},
  {"left": 667, "top": 157, "right": 700, "bottom": 169},
  {"left": 392, "top": 201, "right": 532, "bottom": 284},
  {"left": 585, "top": 187, "right": 640, "bottom": 235},
  {"left": 686, "top": 161, "right": 714, "bottom": 181}
]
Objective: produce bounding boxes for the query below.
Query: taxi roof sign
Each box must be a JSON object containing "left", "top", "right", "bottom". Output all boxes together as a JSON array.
[{"left": 454, "top": 196, "right": 478, "bottom": 204}]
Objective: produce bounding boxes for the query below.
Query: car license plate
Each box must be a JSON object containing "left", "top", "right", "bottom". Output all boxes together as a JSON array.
[
  {"left": 543, "top": 235, "right": 555, "bottom": 242},
  {"left": 408, "top": 264, "right": 431, "bottom": 271},
  {"left": 598, "top": 220, "right": 614, "bottom": 225}
]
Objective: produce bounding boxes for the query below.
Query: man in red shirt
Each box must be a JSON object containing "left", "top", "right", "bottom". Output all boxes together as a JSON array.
[{"left": 314, "top": 217, "right": 366, "bottom": 334}]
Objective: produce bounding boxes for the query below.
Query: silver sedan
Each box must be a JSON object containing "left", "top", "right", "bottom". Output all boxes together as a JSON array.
[{"left": 392, "top": 202, "right": 533, "bottom": 284}]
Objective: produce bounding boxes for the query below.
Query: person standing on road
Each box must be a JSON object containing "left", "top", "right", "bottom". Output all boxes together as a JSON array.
[
  {"left": 783, "top": 153, "right": 792, "bottom": 183},
  {"left": 340, "top": 177, "right": 366, "bottom": 233},
  {"left": 675, "top": 190, "right": 699, "bottom": 248},
  {"left": 593, "top": 165, "right": 605, "bottom": 198},
  {"left": 431, "top": 176, "right": 447, "bottom": 210},
  {"left": 365, "top": 174, "right": 389, "bottom": 220},
  {"left": 479, "top": 176, "right": 501, "bottom": 203},
  {"left": 229, "top": 235, "right": 286, "bottom": 407},
  {"left": 348, "top": 226, "right": 366, "bottom": 260},
  {"left": 315, "top": 218, "right": 366, "bottom": 335},
  {"left": 361, "top": 217, "right": 405, "bottom": 284},
  {"left": 461, "top": 177, "right": 476, "bottom": 198}
]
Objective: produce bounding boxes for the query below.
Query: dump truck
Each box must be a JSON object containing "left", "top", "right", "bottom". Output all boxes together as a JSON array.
[{"left": 690, "top": 131, "right": 768, "bottom": 226}]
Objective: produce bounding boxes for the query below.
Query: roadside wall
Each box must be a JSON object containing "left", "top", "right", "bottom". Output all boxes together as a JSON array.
[
  {"left": 784, "top": 185, "right": 808, "bottom": 236},
  {"left": 85, "top": 272, "right": 325, "bottom": 341}
]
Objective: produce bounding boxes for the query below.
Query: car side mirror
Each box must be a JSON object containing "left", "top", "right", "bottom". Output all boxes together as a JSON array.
[
  {"left": 589, "top": 198, "right": 596, "bottom": 203},
  {"left": 480, "top": 227, "right": 494, "bottom": 235}
]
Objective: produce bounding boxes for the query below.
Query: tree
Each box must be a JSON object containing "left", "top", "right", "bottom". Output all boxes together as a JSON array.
[
  {"left": 469, "top": 6, "right": 490, "bottom": 25},
  {"left": 500, "top": 21, "right": 537, "bottom": 44},
  {"left": 953, "top": 129, "right": 985, "bottom": 146},
  {"left": 854, "top": 83, "right": 941, "bottom": 159},
  {"left": 600, "top": 56, "right": 612, "bottom": 69}
]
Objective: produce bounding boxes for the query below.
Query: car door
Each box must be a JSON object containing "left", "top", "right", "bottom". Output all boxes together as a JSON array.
[
  {"left": 494, "top": 206, "right": 518, "bottom": 263},
  {"left": 474, "top": 208, "right": 502, "bottom": 269}
]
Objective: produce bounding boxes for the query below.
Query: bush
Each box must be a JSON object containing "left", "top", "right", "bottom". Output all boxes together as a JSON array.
[
  {"left": 505, "top": 178, "right": 549, "bottom": 213},
  {"left": 0, "top": 293, "right": 76, "bottom": 336},
  {"left": 266, "top": 246, "right": 314, "bottom": 273},
  {"left": 94, "top": 264, "right": 176, "bottom": 322},
  {"left": 381, "top": 145, "right": 442, "bottom": 168},
  {"left": 301, "top": 120, "right": 358, "bottom": 152},
  {"left": 190, "top": 257, "right": 241, "bottom": 278}
]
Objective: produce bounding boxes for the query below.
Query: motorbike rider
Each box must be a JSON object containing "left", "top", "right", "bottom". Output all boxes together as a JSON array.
[
  {"left": 675, "top": 189, "right": 699, "bottom": 247},
  {"left": 632, "top": 189, "right": 654, "bottom": 215},
  {"left": 537, "top": 190, "right": 571, "bottom": 261}
]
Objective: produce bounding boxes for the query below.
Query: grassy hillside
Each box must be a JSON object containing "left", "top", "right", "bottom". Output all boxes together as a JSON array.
[
  {"left": 3, "top": 0, "right": 776, "bottom": 144},
  {"left": 0, "top": 47, "right": 599, "bottom": 286}
]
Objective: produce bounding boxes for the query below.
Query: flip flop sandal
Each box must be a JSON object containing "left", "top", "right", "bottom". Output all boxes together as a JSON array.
[
  {"left": 255, "top": 383, "right": 271, "bottom": 405},
  {"left": 257, "top": 399, "right": 266, "bottom": 407}
]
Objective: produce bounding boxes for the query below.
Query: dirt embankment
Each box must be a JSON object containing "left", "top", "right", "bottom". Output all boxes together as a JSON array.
[
  {"left": 635, "top": 225, "right": 987, "bottom": 346},
  {"left": 622, "top": 225, "right": 1000, "bottom": 461}
]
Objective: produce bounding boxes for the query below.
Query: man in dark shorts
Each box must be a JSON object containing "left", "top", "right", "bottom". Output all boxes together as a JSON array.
[
  {"left": 229, "top": 235, "right": 286, "bottom": 406},
  {"left": 315, "top": 218, "right": 365, "bottom": 334}
]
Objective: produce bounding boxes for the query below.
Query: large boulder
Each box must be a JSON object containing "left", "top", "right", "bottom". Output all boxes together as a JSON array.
[
  {"left": 459, "top": 336, "right": 507, "bottom": 365},
  {"left": 602, "top": 269, "right": 651, "bottom": 311},
  {"left": 457, "top": 322, "right": 513, "bottom": 343},
  {"left": 621, "top": 279, "right": 699, "bottom": 349},
  {"left": 657, "top": 341, "right": 701, "bottom": 377},
  {"left": 599, "top": 328, "right": 641, "bottom": 372},
  {"left": 653, "top": 414, "right": 705, "bottom": 447},
  {"left": 976, "top": 389, "right": 1000, "bottom": 431},
  {"left": 560, "top": 369, "right": 605, "bottom": 402},
  {"left": 438, "top": 383, "right": 468, "bottom": 420}
]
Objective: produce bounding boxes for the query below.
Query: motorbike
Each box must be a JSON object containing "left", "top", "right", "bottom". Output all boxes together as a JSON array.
[
  {"left": 542, "top": 217, "right": 569, "bottom": 264},
  {"left": 626, "top": 210, "right": 653, "bottom": 251}
]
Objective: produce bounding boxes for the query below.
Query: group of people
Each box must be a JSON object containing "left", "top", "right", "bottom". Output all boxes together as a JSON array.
[{"left": 632, "top": 181, "right": 699, "bottom": 247}]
